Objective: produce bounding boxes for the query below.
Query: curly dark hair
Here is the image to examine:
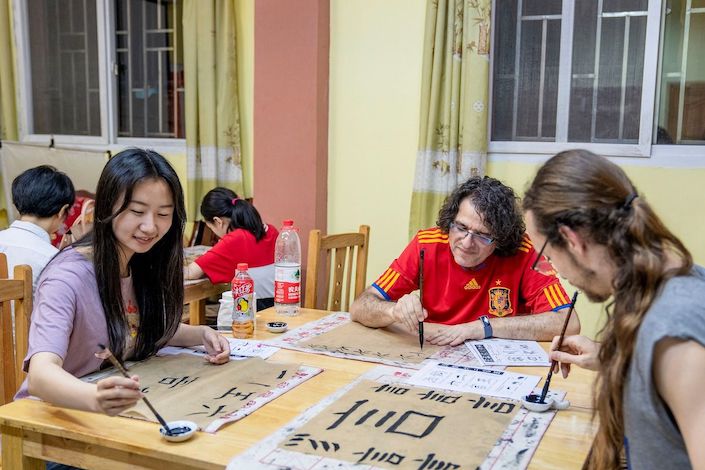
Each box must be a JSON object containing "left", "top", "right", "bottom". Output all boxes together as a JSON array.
[{"left": 436, "top": 176, "right": 525, "bottom": 257}]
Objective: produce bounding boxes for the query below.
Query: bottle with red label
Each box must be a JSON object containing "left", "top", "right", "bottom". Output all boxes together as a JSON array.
[
  {"left": 231, "top": 263, "right": 255, "bottom": 338},
  {"left": 274, "top": 219, "right": 301, "bottom": 316}
]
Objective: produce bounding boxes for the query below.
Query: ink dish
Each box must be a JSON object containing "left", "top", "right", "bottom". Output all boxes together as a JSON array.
[
  {"left": 266, "top": 321, "right": 288, "bottom": 333},
  {"left": 160, "top": 420, "right": 198, "bottom": 442},
  {"left": 522, "top": 394, "right": 554, "bottom": 413}
]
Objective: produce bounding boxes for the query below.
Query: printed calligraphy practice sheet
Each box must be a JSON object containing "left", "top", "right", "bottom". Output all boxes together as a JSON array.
[
  {"left": 158, "top": 337, "right": 279, "bottom": 360},
  {"left": 229, "top": 365, "right": 566, "bottom": 470},
  {"left": 406, "top": 362, "right": 541, "bottom": 400},
  {"left": 266, "top": 312, "right": 491, "bottom": 369},
  {"left": 90, "top": 354, "right": 320, "bottom": 432},
  {"left": 465, "top": 338, "right": 551, "bottom": 366}
]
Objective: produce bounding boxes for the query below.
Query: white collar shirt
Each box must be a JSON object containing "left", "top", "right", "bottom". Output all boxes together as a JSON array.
[{"left": 0, "top": 220, "right": 58, "bottom": 288}]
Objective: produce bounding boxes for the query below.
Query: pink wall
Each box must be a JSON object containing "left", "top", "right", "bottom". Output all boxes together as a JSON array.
[{"left": 253, "top": 0, "right": 329, "bottom": 271}]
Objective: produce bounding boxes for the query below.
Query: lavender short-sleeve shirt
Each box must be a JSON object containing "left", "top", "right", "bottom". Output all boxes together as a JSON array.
[{"left": 15, "top": 247, "right": 108, "bottom": 399}]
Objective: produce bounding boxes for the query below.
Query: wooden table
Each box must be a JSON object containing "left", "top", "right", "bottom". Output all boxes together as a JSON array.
[
  {"left": 0, "top": 309, "right": 597, "bottom": 469},
  {"left": 183, "top": 279, "right": 229, "bottom": 325}
]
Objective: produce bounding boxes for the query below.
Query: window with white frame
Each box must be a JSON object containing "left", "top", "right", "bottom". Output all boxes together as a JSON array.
[
  {"left": 655, "top": 0, "right": 705, "bottom": 144},
  {"left": 16, "top": 0, "right": 184, "bottom": 144},
  {"left": 490, "top": 0, "right": 704, "bottom": 156}
]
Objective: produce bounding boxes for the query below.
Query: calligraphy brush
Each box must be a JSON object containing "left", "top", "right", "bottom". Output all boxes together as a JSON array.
[
  {"left": 96, "top": 343, "right": 174, "bottom": 436},
  {"left": 418, "top": 249, "right": 425, "bottom": 350},
  {"left": 538, "top": 291, "right": 579, "bottom": 403}
]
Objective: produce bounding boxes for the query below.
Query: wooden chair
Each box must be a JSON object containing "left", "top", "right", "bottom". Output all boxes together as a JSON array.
[
  {"left": 0, "top": 253, "right": 33, "bottom": 404},
  {"left": 304, "top": 225, "right": 370, "bottom": 311},
  {"left": 187, "top": 220, "right": 217, "bottom": 247}
]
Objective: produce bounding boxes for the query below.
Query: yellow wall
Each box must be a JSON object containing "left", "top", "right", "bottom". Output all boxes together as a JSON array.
[
  {"left": 328, "top": 0, "right": 425, "bottom": 282},
  {"left": 327, "top": 0, "right": 705, "bottom": 339}
]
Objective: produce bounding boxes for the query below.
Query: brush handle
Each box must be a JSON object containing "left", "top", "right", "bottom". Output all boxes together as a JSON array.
[
  {"left": 538, "top": 368, "right": 554, "bottom": 402},
  {"left": 102, "top": 350, "right": 173, "bottom": 434},
  {"left": 418, "top": 249, "right": 425, "bottom": 349},
  {"left": 538, "top": 291, "right": 578, "bottom": 403}
]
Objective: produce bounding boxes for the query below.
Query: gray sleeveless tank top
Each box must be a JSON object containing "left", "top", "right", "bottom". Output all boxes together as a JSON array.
[{"left": 623, "top": 265, "right": 705, "bottom": 469}]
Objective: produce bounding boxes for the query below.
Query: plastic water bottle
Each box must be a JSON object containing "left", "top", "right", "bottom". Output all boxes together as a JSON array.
[
  {"left": 231, "top": 263, "right": 255, "bottom": 338},
  {"left": 274, "top": 219, "right": 301, "bottom": 316}
]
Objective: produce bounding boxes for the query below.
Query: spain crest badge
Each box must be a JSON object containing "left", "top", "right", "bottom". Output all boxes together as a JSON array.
[{"left": 488, "top": 287, "right": 513, "bottom": 317}]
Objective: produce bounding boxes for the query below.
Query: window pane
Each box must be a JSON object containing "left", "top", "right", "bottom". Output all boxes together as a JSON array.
[
  {"left": 568, "top": 0, "right": 647, "bottom": 143},
  {"left": 656, "top": 0, "right": 705, "bottom": 144},
  {"left": 115, "top": 0, "right": 185, "bottom": 138},
  {"left": 27, "top": 0, "right": 101, "bottom": 136},
  {"left": 492, "top": 1, "right": 561, "bottom": 141}
]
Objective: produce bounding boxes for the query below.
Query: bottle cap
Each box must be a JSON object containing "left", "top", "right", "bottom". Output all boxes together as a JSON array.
[
  {"left": 282, "top": 219, "right": 294, "bottom": 227},
  {"left": 237, "top": 263, "right": 248, "bottom": 270}
]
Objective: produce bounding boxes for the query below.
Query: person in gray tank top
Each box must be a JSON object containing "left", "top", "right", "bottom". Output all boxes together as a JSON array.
[{"left": 522, "top": 149, "right": 705, "bottom": 470}]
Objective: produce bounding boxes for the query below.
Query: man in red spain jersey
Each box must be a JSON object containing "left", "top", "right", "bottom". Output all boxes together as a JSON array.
[{"left": 350, "top": 176, "right": 579, "bottom": 345}]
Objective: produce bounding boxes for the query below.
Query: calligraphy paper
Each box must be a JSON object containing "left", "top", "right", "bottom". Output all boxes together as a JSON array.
[
  {"left": 267, "top": 312, "right": 494, "bottom": 369},
  {"left": 297, "top": 320, "right": 442, "bottom": 364},
  {"left": 466, "top": 338, "right": 550, "bottom": 366},
  {"left": 229, "top": 365, "right": 567, "bottom": 470},
  {"left": 406, "top": 362, "right": 541, "bottom": 400},
  {"left": 107, "top": 354, "right": 320, "bottom": 432},
  {"left": 158, "top": 338, "right": 279, "bottom": 360},
  {"left": 277, "top": 380, "right": 516, "bottom": 469}
]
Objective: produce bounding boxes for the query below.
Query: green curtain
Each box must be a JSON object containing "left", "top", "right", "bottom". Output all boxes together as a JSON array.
[
  {"left": 183, "top": 0, "right": 246, "bottom": 221},
  {"left": 409, "top": 0, "right": 491, "bottom": 237},
  {"left": 0, "top": 0, "right": 17, "bottom": 224}
]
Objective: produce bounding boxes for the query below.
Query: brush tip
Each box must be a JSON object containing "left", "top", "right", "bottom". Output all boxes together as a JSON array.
[{"left": 97, "top": 343, "right": 106, "bottom": 349}]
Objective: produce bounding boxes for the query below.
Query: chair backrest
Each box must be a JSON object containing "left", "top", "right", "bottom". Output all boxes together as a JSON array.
[
  {"left": 187, "top": 220, "right": 217, "bottom": 247},
  {"left": 304, "top": 225, "right": 370, "bottom": 311},
  {"left": 0, "top": 253, "right": 33, "bottom": 404}
]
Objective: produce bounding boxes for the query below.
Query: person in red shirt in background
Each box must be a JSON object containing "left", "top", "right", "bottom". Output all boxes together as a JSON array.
[
  {"left": 184, "top": 187, "right": 278, "bottom": 311},
  {"left": 350, "top": 176, "right": 579, "bottom": 346}
]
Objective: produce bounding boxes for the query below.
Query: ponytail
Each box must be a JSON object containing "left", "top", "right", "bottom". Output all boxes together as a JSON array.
[{"left": 200, "top": 187, "right": 266, "bottom": 240}]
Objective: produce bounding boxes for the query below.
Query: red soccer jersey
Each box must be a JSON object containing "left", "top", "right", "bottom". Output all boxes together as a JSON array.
[
  {"left": 195, "top": 224, "right": 279, "bottom": 284},
  {"left": 372, "top": 228, "right": 571, "bottom": 324}
]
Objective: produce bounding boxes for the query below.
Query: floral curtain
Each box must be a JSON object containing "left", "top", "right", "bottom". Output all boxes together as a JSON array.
[
  {"left": 409, "top": 0, "right": 491, "bottom": 236},
  {"left": 183, "top": 0, "right": 245, "bottom": 221},
  {"left": 0, "top": 0, "right": 17, "bottom": 223}
]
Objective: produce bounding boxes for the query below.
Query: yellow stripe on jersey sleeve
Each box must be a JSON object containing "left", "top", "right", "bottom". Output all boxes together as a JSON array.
[
  {"left": 378, "top": 272, "right": 400, "bottom": 291},
  {"left": 375, "top": 268, "right": 395, "bottom": 287},
  {"left": 543, "top": 286, "right": 558, "bottom": 309},
  {"left": 549, "top": 283, "right": 569, "bottom": 305}
]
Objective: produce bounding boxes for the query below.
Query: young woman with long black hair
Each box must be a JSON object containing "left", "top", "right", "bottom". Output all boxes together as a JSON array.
[{"left": 16, "top": 148, "right": 230, "bottom": 415}]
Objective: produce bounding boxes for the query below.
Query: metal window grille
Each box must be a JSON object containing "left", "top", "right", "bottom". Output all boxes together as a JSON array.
[{"left": 115, "top": 0, "right": 184, "bottom": 138}]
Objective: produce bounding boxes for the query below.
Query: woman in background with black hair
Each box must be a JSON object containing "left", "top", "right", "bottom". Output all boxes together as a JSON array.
[{"left": 185, "top": 187, "right": 278, "bottom": 310}]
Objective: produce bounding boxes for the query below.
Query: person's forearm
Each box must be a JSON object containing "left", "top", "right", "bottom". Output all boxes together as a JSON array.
[
  {"left": 350, "top": 289, "right": 396, "bottom": 328},
  {"left": 184, "top": 262, "right": 205, "bottom": 280},
  {"left": 168, "top": 323, "right": 206, "bottom": 347},
  {"left": 28, "top": 361, "right": 100, "bottom": 412},
  {"left": 490, "top": 308, "right": 581, "bottom": 341}
]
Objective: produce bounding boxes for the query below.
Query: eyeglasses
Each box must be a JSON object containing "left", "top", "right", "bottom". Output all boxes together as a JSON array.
[
  {"left": 449, "top": 222, "right": 495, "bottom": 246},
  {"left": 531, "top": 238, "right": 557, "bottom": 276}
]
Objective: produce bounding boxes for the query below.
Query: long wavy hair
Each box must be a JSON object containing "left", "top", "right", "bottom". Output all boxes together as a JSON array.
[
  {"left": 75, "top": 148, "right": 186, "bottom": 361},
  {"left": 523, "top": 149, "right": 692, "bottom": 469},
  {"left": 437, "top": 176, "right": 525, "bottom": 256},
  {"left": 200, "top": 187, "right": 265, "bottom": 241}
]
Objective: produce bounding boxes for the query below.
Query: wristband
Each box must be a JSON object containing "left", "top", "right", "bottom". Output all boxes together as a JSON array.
[{"left": 479, "top": 315, "right": 493, "bottom": 339}]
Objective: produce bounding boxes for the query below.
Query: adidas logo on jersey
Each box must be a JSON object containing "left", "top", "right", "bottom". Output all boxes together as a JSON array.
[{"left": 464, "top": 278, "right": 480, "bottom": 290}]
